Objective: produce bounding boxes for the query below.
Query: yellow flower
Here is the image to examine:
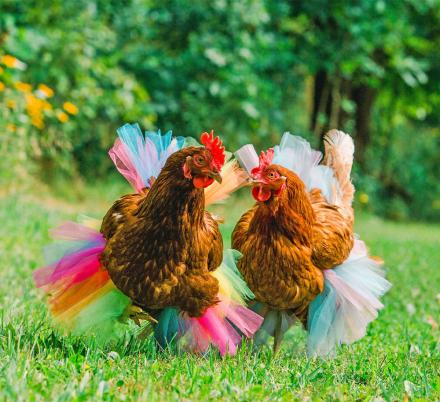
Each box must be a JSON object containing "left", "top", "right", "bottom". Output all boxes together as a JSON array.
[
  {"left": 6, "top": 99, "right": 16, "bottom": 109},
  {"left": 0, "top": 82, "right": 4, "bottom": 91},
  {"left": 0, "top": 67, "right": 4, "bottom": 74},
  {"left": 31, "top": 116, "right": 45, "bottom": 129},
  {"left": 7, "top": 123, "right": 16, "bottom": 132},
  {"left": 37, "top": 84, "right": 54, "bottom": 98},
  {"left": 63, "top": 101, "right": 78, "bottom": 115},
  {"left": 57, "top": 111, "right": 69, "bottom": 123},
  {"left": 1, "top": 55, "right": 26, "bottom": 70},
  {"left": 15, "top": 81, "right": 32, "bottom": 93},
  {"left": 41, "top": 100, "right": 53, "bottom": 111},
  {"left": 359, "top": 192, "right": 369, "bottom": 204}
]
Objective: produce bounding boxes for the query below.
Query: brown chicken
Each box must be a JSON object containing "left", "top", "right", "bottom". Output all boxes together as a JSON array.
[
  {"left": 232, "top": 130, "right": 356, "bottom": 352},
  {"left": 100, "top": 143, "right": 225, "bottom": 318}
]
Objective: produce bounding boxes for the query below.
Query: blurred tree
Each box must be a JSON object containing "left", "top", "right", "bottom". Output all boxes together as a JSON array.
[
  {"left": 285, "top": 0, "right": 436, "bottom": 162},
  {"left": 113, "top": 0, "right": 300, "bottom": 148},
  {"left": 0, "top": 0, "right": 439, "bottom": 220},
  {"left": 1, "top": 0, "right": 156, "bottom": 178}
]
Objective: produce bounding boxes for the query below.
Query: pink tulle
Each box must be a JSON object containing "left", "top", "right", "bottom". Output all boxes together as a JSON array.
[
  {"left": 34, "top": 222, "right": 105, "bottom": 292},
  {"left": 109, "top": 139, "right": 145, "bottom": 192},
  {"left": 222, "top": 304, "right": 263, "bottom": 338},
  {"left": 196, "top": 307, "right": 240, "bottom": 356},
  {"left": 183, "top": 298, "right": 263, "bottom": 356},
  {"left": 34, "top": 246, "right": 103, "bottom": 289},
  {"left": 325, "top": 270, "right": 383, "bottom": 312},
  {"left": 347, "top": 238, "right": 368, "bottom": 261},
  {"left": 50, "top": 222, "right": 103, "bottom": 242}
]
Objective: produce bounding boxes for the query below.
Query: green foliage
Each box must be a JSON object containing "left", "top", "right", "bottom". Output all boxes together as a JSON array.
[
  {"left": 113, "top": 0, "right": 299, "bottom": 147},
  {"left": 1, "top": 0, "right": 156, "bottom": 178},
  {"left": 0, "top": 193, "right": 439, "bottom": 400},
  {"left": 1, "top": 0, "right": 439, "bottom": 220},
  {"left": 360, "top": 122, "right": 440, "bottom": 221}
]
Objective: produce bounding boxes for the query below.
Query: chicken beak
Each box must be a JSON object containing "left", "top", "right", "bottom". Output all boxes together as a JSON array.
[
  {"left": 208, "top": 170, "right": 222, "bottom": 184},
  {"left": 249, "top": 178, "right": 265, "bottom": 186},
  {"left": 249, "top": 176, "right": 286, "bottom": 189}
]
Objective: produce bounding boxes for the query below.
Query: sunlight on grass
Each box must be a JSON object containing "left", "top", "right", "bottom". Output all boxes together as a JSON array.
[{"left": 0, "top": 188, "right": 439, "bottom": 400}]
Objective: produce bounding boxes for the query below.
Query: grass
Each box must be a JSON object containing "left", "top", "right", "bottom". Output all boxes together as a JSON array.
[{"left": 0, "top": 184, "right": 439, "bottom": 401}]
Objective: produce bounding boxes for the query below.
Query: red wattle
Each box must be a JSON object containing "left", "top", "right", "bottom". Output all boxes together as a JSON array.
[
  {"left": 193, "top": 176, "right": 214, "bottom": 188},
  {"left": 252, "top": 186, "right": 272, "bottom": 202}
]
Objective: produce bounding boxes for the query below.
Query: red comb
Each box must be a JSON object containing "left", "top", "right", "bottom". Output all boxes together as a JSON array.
[
  {"left": 200, "top": 130, "right": 225, "bottom": 170},
  {"left": 251, "top": 148, "right": 274, "bottom": 178}
]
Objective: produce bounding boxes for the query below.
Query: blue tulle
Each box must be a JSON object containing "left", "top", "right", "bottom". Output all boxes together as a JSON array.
[
  {"left": 116, "top": 123, "right": 147, "bottom": 182},
  {"left": 116, "top": 123, "right": 185, "bottom": 188},
  {"left": 145, "top": 130, "right": 184, "bottom": 158},
  {"left": 307, "top": 255, "right": 391, "bottom": 357}
]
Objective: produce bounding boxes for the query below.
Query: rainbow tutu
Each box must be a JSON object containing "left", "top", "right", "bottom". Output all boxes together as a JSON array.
[{"left": 34, "top": 221, "right": 262, "bottom": 356}]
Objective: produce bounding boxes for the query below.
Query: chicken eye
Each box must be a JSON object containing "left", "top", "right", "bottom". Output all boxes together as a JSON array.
[
  {"left": 267, "top": 171, "right": 277, "bottom": 180},
  {"left": 194, "top": 155, "right": 205, "bottom": 166}
]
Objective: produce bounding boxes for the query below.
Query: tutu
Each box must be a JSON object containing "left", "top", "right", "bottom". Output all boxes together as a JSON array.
[
  {"left": 109, "top": 123, "right": 185, "bottom": 191},
  {"left": 307, "top": 239, "right": 391, "bottom": 357},
  {"left": 154, "top": 250, "right": 263, "bottom": 356},
  {"left": 33, "top": 221, "right": 131, "bottom": 342},
  {"left": 34, "top": 223, "right": 262, "bottom": 355}
]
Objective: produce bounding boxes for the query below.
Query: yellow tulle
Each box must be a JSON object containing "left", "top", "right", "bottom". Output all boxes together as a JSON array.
[{"left": 204, "top": 160, "right": 248, "bottom": 206}]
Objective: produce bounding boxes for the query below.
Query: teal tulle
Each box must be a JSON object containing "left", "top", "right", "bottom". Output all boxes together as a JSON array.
[
  {"left": 307, "top": 252, "right": 391, "bottom": 357},
  {"left": 154, "top": 308, "right": 180, "bottom": 348},
  {"left": 112, "top": 123, "right": 185, "bottom": 190}
]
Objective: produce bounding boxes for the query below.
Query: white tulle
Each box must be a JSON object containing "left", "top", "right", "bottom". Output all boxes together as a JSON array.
[
  {"left": 271, "top": 132, "right": 341, "bottom": 204},
  {"left": 307, "top": 240, "right": 391, "bottom": 357},
  {"left": 234, "top": 144, "right": 260, "bottom": 175}
]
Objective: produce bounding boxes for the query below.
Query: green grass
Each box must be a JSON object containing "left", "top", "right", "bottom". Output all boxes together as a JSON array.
[{"left": 0, "top": 187, "right": 439, "bottom": 401}]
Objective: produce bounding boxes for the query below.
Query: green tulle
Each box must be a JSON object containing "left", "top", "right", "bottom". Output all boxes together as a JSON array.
[
  {"left": 73, "top": 289, "right": 131, "bottom": 343},
  {"left": 215, "top": 249, "right": 254, "bottom": 303}
]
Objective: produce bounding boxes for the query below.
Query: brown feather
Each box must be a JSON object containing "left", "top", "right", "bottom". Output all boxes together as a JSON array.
[{"left": 310, "top": 188, "right": 354, "bottom": 270}]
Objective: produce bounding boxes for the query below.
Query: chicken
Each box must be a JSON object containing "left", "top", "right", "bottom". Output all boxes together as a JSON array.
[
  {"left": 100, "top": 144, "right": 224, "bottom": 317},
  {"left": 233, "top": 130, "right": 390, "bottom": 355},
  {"left": 34, "top": 125, "right": 262, "bottom": 356}
]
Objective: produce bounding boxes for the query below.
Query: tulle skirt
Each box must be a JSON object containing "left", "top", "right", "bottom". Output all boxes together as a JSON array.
[{"left": 34, "top": 221, "right": 263, "bottom": 356}]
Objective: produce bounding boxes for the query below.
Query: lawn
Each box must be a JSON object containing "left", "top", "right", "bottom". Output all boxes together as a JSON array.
[{"left": 0, "top": 185, "right": 439, "bottom": 401}]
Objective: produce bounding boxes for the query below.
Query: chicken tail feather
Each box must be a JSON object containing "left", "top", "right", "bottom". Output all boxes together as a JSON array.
[
  {"left": 204, "top": 160, "right": 248, "bottom": 206},
  {"left": 323, "top": 130, "right": 355, "bottom": 218}
]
